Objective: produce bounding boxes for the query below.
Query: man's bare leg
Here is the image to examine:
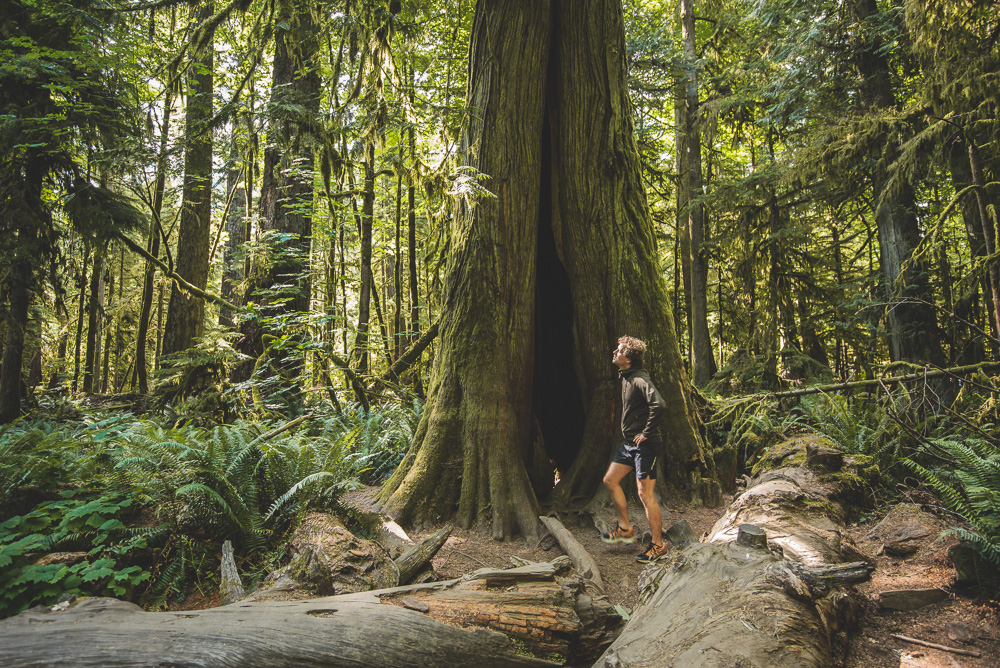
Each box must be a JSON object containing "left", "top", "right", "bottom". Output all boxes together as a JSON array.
[
  {"left": 637, "top": 476, "right": 663, "bottom": 546},
  {"left": 603, "top": 462, "right": 634, "bottom": 531}
]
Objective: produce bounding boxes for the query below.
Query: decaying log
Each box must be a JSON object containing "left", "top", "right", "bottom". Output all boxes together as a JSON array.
[
  {"left": 598, "top": 435, "right": 873, "bottom": 668},
  {"left": 0, "top": 557, "right": 620, "bottom": 667},
  {"left": 539, "top": 515, "right": 603, "bottom": 590},
  {"left": 393, "top": 525, "right": 453, "bottom": 585}
]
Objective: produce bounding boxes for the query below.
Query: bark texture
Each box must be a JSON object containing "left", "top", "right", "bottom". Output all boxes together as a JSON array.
[
  {"left": 0, "top": 558, "right": 618, "bottom": 668},
  {"left": 381, "top": 0, "right": 722, "bottom": 541},
  {"left": 162, "top": 4, "right": 214, "bottom": 356},
  {"left": 380, "top": 0, "right": 551, "bottom": 540},
  {"left": 598, "top": 436, "right": 872, "bottom": 667},
  {"left": 850, "top": 0, "right": 942, "bottom": 366}
]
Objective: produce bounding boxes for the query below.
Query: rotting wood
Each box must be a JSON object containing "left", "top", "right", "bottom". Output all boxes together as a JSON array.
[
  {"left": 539, "top": 515, "right": 604, "bottom": 591},
  {"left": 892, "top": 634, "right": 982, "bottom": 658},
  {"left": 0, "top": 556, "right": 620, "bottom": 667},
  {"left": 597, "top": 435, "right": 874, "bottom": 668},
  {"left": 392, "top": 525, "right": 452, "bottom": 585}
]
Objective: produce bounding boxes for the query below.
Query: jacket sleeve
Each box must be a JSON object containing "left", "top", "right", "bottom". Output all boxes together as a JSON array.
[{"left": 641, "top": 378, "right": 665, "bottom": 439}]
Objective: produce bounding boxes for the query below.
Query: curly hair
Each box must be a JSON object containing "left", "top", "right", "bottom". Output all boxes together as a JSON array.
[{"left": 617, "top": 335, "right": 647, "bottom": 367}]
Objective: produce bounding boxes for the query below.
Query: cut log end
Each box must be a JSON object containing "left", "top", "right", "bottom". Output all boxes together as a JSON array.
[{"left": 736, "top": 523, "right": 768, "bottom": 550}]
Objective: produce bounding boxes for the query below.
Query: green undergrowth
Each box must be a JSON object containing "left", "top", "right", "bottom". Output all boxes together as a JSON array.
[{"left": 0, "top": 401, "right": 420, "bottom": 618}]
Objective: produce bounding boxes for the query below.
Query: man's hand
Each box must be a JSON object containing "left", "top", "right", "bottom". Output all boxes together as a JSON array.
[{"left": 633, "top": 433, "right": 647, "bottom": 445}]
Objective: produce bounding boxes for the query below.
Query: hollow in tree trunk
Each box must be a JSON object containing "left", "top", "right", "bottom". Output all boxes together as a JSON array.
[{"left": 380, "top": 0, "right": 722, "bottom": 541}]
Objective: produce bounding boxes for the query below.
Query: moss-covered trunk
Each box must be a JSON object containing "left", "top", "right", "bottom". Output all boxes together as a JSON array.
[{"left": 381, "top": 0, "right": 721, "bottom": 540}]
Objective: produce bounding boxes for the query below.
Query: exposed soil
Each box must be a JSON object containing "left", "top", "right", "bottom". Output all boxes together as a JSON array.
[
  {"left": 841, "top": 501, "right": 1000, "bottom": 667},
  {"left": 358, "top": 489, "right": 1000, "bottom": 667}
]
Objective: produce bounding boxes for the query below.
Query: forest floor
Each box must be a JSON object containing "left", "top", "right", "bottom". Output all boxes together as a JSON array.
[{"left": 366, "top": 489, "right": 1000, "bottom": 668}]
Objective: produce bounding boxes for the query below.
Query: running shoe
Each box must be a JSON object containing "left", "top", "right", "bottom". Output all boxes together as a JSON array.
[
  {"left": 635, "top": 541, "right": 669, "bottom": 563},
  {"left": 600, "top": 523, "right": 636, "bottom": 544}
]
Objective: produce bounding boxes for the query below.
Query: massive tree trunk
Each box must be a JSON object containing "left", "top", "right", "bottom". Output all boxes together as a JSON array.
[
  {"left": 380, "top": 0, "right": 721, "bottom": 541},
  {"left": 162, "top": 4, "right": 214, "bottom": 356}
]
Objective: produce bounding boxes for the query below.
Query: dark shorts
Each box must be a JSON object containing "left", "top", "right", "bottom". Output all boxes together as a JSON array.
[{"left": 612, "top": 440, "right": 662, "bottom": 480}]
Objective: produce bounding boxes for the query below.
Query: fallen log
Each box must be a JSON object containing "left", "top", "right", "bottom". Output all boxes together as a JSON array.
[
  {"left": 539, "top": 515, "right": 603, "bottom": 591},
  {"left": 598, "top": 435, "right": 874, "bottom": 667},
  {"left": 0, "top": 557, "right": 620, "bottom": 667}
]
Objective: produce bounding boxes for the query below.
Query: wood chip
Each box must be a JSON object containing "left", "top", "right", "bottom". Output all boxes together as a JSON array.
[{"left": 401, "top": 597, "right": 429, "bottom": 613}]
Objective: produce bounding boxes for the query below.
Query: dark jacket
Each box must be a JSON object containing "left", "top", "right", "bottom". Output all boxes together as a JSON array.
[{"left": 620, "top": 366, "right": 665, "bottom": 443}]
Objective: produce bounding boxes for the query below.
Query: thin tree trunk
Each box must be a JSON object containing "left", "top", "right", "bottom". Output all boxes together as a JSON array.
[
  {"left": 352, "top": 141, "right": 376, "bottom": 375},
  {"left": 134, "top": 96, "right": 171, "bottom": 393},
  {"left": 83, "top": 251, "right": 104, "bottom": 394},
  {"left": 945, "top": 134, "right": 986, "bottom": 364},
  {"left": 100, "top": 258, "right": 115, "bottom": 393},
  {"left": 220, "top": 139, "right": 246, "bottom": 327},
  {"left": 967, "top": 139, "right": 1000, "bottom": 339},
  {"left": 680, "top": 0, "right": 714, "bottom": 386},
  {"left": 394, "top": 147, "right": 403, "bottom": 361},
  {"left": 73, "top": 247, "right": 89, "bottom": 392}
]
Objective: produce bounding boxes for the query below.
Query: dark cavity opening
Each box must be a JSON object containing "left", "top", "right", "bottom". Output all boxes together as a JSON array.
[{"left": 533, "top": 96, "right": 585, "bottom": 488}]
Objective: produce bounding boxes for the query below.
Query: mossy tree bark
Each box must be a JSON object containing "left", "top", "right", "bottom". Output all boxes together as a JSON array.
[
  {"left": 162, "top": 3, "right": 214, "bottom": 357},
  {"left": 380, "top": 0, "right": 721, "bottom": 541},
  {"left": 235, "top": 0, "right": 320, "bottom": 395}
]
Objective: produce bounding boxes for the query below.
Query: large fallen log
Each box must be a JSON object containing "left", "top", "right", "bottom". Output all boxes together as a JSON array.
[
  {"left": 0, "top": 557, "right": 620, "bottom": 667},
  {"left": 597, "top": 435, "right": 874, "bottom": 668}
]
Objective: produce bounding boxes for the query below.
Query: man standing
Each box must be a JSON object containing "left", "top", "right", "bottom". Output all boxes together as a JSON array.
[{"left": 601, "top": 336, "right": 669, "bottom": 563}]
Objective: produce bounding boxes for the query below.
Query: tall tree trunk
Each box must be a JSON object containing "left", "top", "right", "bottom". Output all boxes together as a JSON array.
[
  {"left": 134, "top": 90, "right": 172, "bottom": 393},
  {"left": 381, "top": 0, "right": 722, "bottom": 540},
  {"left": 967, "top": 139, "right": 1000, "bottom": 340},
  {"left": 162, "top": 3, "right": 214, "bottom": 357},
  {"left": 393, "top": 148, "right": 403, "bottom": 361},
  {"left": 679, "top": 0, "right": 714, "bottom": 386},
  {"left": 83, "top": 251, "right": 105, "bottom": 394},
  {"left": 352, "top": 141, "right": 376, "bottom": 376},
  {"left": 100, "top": 259, "right": 115, "bottom": 393},
  {"left": 945, "top": 134, "right": 986, "bottom": 364},
  {"left": 850, "top": 0, "right": 942, "bottom": 366},
  {"left": 220, "top": 139, "right": 246, "bottom": 327},
  {"left": 381, "top": 0, "right": 551, "bottom": 540},
  {"left": 0, "top": 163, "right": 40, "bottom": 421},
  {"left": 73, "top": 247, "right": 89, "bottom": 392},
  {"left": 237, "top": 0, "right": 320, "bottom": 401}
]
